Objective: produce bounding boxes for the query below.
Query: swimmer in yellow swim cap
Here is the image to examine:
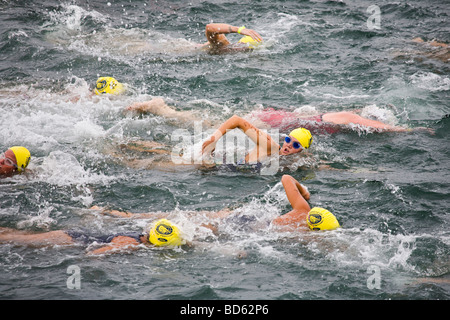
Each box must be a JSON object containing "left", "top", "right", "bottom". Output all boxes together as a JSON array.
[
  {"left": 90, "top": 174, "right": 339, "bottom": 235},
  {"left": 288, "top": 128, "right": 313, "bottom": 149},
  {"left": 149, "top": 219, "right": 185, "bottom": 247},
  {"left": 203, "top": 23, "right": 263, "bottom": 54},
  {"left": 94, "top": 77, "right": 125, "bottom": 95},
  {"left": 238, "top": 35, "right": 263, "bottom": 49},
  {"left": 0, "top": 146, "right": 31, "bottom": 177},
  {"left": 202, "top": 115, "right": 312, "bottom": 165},
  {"left": 306, "top": 207, "right": 340, "bottom": 231},
  {"left": 272, "top": 175, "right": 340, "bottom": 232},
  {"left": 0, "top": 218, "right": 186, "bottom": 256}
]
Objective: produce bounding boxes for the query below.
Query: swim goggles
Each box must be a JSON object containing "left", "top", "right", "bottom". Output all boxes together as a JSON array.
[
  {"left": 284, "top": 136, "right": 302, "bottom": 149},
  {"left": 0, "top": 153, "right": 18, "bottom": 168}
]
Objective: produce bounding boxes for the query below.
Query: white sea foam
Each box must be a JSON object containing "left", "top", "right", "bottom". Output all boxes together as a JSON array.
[
  {"left": 409, "top": 72, "right": 450, "bottom": 92},
  {"left": 360, "top": 104, "right": 399, "bottom": 126},
  {"left": 45, "top": 4, "right": 108, "bottom": 31}
]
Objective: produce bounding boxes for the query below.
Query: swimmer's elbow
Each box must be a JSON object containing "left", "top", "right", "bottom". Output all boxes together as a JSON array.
[
  {"left": 224, "top": 115, "right": 243, "bottom": 128},
  {"left": 205, "top": 24, "right": 218, "bottom": 37},
  {"left": 230, "top": 114, "right": 243, "bottom": 122}
]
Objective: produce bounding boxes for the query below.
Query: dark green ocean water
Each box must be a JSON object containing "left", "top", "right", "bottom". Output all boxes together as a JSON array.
[{"left": 0, "top": 0, "right": 449, "bottom": 301}]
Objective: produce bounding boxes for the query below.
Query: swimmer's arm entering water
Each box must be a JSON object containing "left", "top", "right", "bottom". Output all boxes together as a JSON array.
[{"left": 205, "top": 23, "right": 262, "bottom": 49}]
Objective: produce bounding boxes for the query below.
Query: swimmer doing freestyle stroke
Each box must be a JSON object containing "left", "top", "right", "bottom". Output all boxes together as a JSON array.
[
  {"left": 0, "top": 146, "right": 31, "bottom": 178},
  {"left": 0, "top": 175, "right": 338, "bottom": 255},
  {"left": 200, "top": 23, "right": 263, "bottom": 54},
  {"left": 67, "top": 22, "right": 263, "bottom": 99},
  {"left": 120, "top": 98, "right": 433, "bottom": 169},
  {"left": 69, "top": 74, "right": 432, "bottom": 172},
  {"left": 90, "top": 174, "right": 340, "bottom": 233},
  {"left": 0, "top": 218, "right": 185, "bottom": 256}
]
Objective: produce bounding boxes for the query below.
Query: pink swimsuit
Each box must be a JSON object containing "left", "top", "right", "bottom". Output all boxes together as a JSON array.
[{"left": 254, "top": 108, "right": 341, "bottom": 134}]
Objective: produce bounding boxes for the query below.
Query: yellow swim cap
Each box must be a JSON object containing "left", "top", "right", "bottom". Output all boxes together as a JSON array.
[
  {"left": 289, "top": 128, "right": 313, "bottom": 149},
  {"left": 94, "top": 77, "right": 124, "bottom": 95},
  {"left": 149, "top": 219, "right": 185, "bottom": 247},
  {"left": 306, "top": 207, "right": 340, "bottom": 231},
  {"left": 238, "top": 36, "right": 262, "bottom": 49},
  {"left": 9, "top": 146, "right": 31, "bottom": 172}
]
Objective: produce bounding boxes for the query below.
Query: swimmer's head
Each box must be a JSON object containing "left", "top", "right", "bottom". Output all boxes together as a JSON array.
[
  {"left": 289, "top": 128, "right": 313, "bottom": 149},
  {"left": 149, "top": 219, "right": 185, "bottom": 247},
  {"left": 238, "top": 36, "right": 263, "bottom": 49},
  {"left": 9, "top": 146, "right": 31, "bottom": 172},
  {"left": 306, "top": 207, "right": 340, "bottom": 231},
  {"left": 94, "top": 77, "right": 124, "bottom": 95}
]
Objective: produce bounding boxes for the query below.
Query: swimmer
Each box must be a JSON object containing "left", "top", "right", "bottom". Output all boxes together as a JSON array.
[
  {"left": 201, "top": 23, "right": 263, "bottom": 54},
  {"left": 247, "top": 107, "right": 426, "bottom": 134},
  {"left": 126, "top": 98, "right": 431, "bottom": 135},
  {"left": 125, "top": 97, "right": 212, "bottom": 127},
  {"left": 107, "top": 113, "right": 312, "bottom": 171},
  {"left": 91, "top": 174, "right": 339, "bottom": 233},
  {"left": 93, "top": 76, "right": 125, "bottom": 96},
  {"left": 0, "top": 218, "right": 185, "bottom": 256},
  {"left": 393, "top": 38, "right": 449, "bottom": 64},
  {"left": 201, "top": 115, "right": 312, "bottom": 164},
  {"left": 122, "top": 103, "right": 423, "bottom": 170},
  {"left": 411, "top": 37, "right": 449, "bottom": 63},
  {"left": 0, "top": 146, "right": 31, "bottom": 178},
  {"left": 67, "top": 76, "right": 126, "bottom": 103},
  {"left": 271, "top": 174, "right": 340, "bottom": 231},
  {"left": 126, "top": 100, "right": 314, "bottom": 163}
]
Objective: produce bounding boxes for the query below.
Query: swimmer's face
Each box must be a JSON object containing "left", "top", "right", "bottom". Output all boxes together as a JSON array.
[
  {"left": 280, "top": 136, "right": 303, "bottom": 156},
  {"left": 0, "top": 149, "right": 18, "bottom": 176}
]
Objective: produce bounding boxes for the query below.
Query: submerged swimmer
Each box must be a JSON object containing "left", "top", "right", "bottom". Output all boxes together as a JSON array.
[
  {"left": 0, "top": 218, "right": 185, "bottom": 256},
  {"left": 0, "top": 146, "right": 31, "bottom": 178},
  {"left": 392, "top": 38, "right": 449, "bottom": 64},
  {"left": 411, "top": 37, "right": 449, "bottom": 63}
]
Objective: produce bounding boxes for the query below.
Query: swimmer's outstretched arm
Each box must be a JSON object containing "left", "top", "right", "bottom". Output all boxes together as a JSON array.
[
  {"left": 202, "top": 115, "right": 280, "bottom": 161},
  {"left": 126, "top": 97, "right": 194, "bottom": 121},
  {"left": 205, "top": 23, "right": 262, "bottom": 47},
  {"left": 90, "top": 206, "right": 232, "bottom": 221},
  {"left": 126, "top": 98, "right": 213, "bottom": 126},
  {"left": 126, "top": 97, "right": 168, "bottom": 114},
  {"left": 87, "top": 236, "right": 141, "bottom": 256},
  {"left": 89, "top": 206, "right": 168, "bottom": 219}
]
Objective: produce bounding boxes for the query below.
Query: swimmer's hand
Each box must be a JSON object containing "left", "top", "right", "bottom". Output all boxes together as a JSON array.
[
  {"left": 239, "top": 28, "right": 263, "bottom": 43},
  {"left": 202, "top": 136, "right": 217, "bottom": 154},
  {"left": 89, "top": 206, "right": 134, "bottom": 218},
  {"left": 415, "top": 127, "right": 435, "bottom": 135}
]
